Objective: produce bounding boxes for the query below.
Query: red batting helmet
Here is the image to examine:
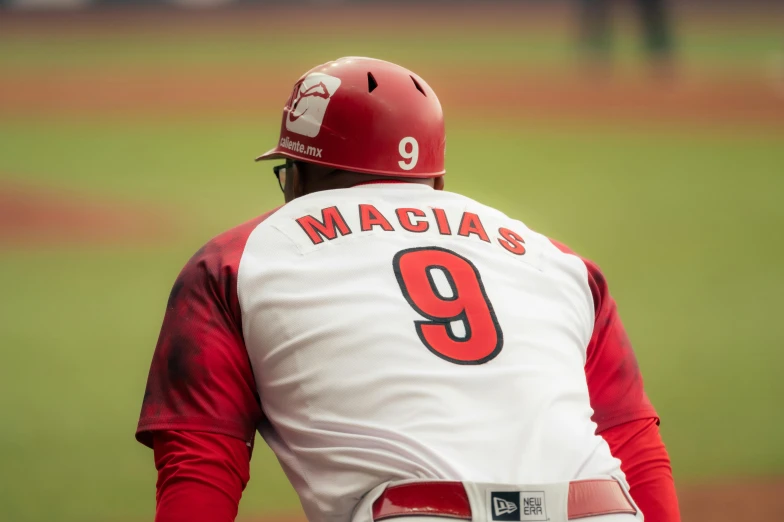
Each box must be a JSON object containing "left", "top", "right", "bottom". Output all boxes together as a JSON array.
[{"left": 256, "top": 57, "right": 445, "bottom": 177}]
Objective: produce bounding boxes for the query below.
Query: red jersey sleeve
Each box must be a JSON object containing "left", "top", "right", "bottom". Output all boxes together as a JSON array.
[
  {"left": 136, "top": 211, "right": 278, "bottom": 448},
  {"left": 153, "top": 430, "right": 250, "bottom": 522},
  {"left": 551, "top": 240, "right": 659, "bottom": 432}
]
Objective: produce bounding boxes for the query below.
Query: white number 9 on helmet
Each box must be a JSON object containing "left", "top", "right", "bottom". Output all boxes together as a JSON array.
[{"left": 398, "top": 137, "right": 419, "bottom": 171}]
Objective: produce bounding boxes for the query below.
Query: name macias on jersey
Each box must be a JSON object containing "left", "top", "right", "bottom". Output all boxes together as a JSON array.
[{"left": 291, "top": 203, "right": 527, "bottom": 255}]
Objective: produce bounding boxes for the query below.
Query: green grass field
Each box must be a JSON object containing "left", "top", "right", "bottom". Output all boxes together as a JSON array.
[{"left": 1, "top": 6, "right": 782, "bottom": 522}]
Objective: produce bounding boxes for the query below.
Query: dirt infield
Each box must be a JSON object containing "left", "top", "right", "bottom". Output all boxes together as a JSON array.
[
  {"left": 1, "top": 67, "right": 782, "bottom": 128},
  {"left": 677, "top": 477, "right": 784, "bottom": 521},
  {"left": 1, "top": 3, "right": 783, "bottom": 127},
  {"left": 0, "top": 180, "right": 173, "bottom": 247}
]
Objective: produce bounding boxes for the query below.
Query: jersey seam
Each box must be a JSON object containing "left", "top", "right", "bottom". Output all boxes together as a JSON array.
[
  {"left": 136, "top": 417, "right": 256, "bottom": 441},
  {"left": 234, "top": 210, "right": 321, "bottom": 510},
  {"left": 268, "top": 219, "right": 310, "bottom": 256},
  {"left": 595, "top": 408, "right": 660, "bottom": 433},
  {"left": 538, "top": 232, "right": 596, "bottom": 355}
]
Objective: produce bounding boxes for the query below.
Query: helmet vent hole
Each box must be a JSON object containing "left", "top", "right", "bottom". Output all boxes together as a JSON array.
[
  {"left": 367, "top": 72, "right": 378, "bottom": 93},
  {"left": 411, "top": 76, "right": 426, "bottom": 97}
]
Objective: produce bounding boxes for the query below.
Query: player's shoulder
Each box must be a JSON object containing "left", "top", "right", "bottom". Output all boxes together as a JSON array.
[
  {"left": 546, "top": 237, "right": 603, "bottom": 277},
  {"left": 174, "top": 207, "right": 283, "bottom": 288},
  {"left": 542, "top": 235, "right": 610, "bottom": 313}
]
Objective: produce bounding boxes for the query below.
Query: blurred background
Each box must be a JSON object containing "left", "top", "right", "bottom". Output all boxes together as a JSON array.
[{"left": 0, "top": 0, "right": 782, "bottom": 521}]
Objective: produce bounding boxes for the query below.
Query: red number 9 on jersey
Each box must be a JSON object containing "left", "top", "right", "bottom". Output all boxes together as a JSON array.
[{"left": 393, "top": 247, "right": 504, "bottom": 364}]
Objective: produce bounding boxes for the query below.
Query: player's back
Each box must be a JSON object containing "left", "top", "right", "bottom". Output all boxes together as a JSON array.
[{"left": 238, "top": 184, "right": 623, "bottom": 522}]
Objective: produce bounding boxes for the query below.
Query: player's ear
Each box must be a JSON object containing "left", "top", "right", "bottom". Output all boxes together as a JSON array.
[
  {"left": 285, "top": 163, "right": 305, "bottom": 203},
  {"left": 434, "top": 176, "right": 445, "bottom": 191}
]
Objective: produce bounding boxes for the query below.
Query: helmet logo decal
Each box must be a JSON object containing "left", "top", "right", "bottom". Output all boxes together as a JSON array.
[
  {"left": 289, "top": 82, "right": 330, "bottom": 122},
  {"left": 285, "top": 73, "right": 342, "bottom": 138}
]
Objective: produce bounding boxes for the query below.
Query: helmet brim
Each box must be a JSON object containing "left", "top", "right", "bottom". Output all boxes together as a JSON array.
[
  {"left": 255, "top": 145, "right": 446, "bottom": 177},
  {"left": 254, "top": 147, "right": 286, "bottom": 162}
]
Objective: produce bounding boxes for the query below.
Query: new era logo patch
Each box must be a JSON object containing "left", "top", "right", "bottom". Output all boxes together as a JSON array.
[
  {"left": 494, "top": 496, "right": 518, "bottom": 517},
  {"left": 520, "top": 492, "right": 547, "bottom": 521},
  {"left": 491, "top": 492, "right": 519, "bottom": 521},
  {"left": 490, "top": 491, "right": 547, "bottom": 521}
]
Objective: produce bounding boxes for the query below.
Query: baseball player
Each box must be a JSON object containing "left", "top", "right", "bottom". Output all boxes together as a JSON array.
[{"left": 136, "top": 57, "right": 680, "bottom": 522}]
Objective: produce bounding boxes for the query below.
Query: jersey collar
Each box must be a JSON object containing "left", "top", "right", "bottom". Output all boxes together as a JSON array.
[{"left": 351, "top": 180, "right": 433, "bottom": 189}]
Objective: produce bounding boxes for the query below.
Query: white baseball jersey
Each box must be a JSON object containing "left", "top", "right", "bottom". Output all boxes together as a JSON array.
[{"left": 137, "top": 183, "right": 657, "bottom": 522}]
